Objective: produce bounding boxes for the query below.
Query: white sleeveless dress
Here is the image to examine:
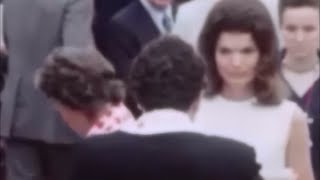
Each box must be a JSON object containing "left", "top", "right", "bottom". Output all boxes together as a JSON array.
[{"left": 194, "top": 95, "right": 300, "bottom": 180}]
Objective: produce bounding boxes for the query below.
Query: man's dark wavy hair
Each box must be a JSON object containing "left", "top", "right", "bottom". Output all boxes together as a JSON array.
[{"left": 129, "top": 35, "right": 206, "bottom": 111}]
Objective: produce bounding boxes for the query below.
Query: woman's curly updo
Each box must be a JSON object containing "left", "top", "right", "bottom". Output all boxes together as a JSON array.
[{"left": 35, "top": 47, "right": 126, "bottom": 114}]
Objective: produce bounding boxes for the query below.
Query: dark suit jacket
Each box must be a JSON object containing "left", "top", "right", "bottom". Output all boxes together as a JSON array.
[
  {"left": 310, "top": 79, "right": 319, "bottom": 180},
  {"left": 93, "top": 0, "right": 134, "bottom": 22},
  {"left": 100, "top": 1, "right": 160, "bottom": 79},
  {"left": 92, "top": 0, "right": 134, "bottom": 53},
  {"left": 71, "top": 132, "right": 261, "bottom": 180}
]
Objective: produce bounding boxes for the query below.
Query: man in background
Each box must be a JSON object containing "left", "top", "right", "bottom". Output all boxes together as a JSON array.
[
  {"left": 99, "top": 0, "right": 174, "bottom": 79},
  {"left": 93, "top": 0, "right": 135, "bottom": 54}
]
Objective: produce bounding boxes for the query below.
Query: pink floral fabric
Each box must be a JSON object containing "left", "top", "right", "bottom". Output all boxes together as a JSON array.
[{"left": 87, "top": 103, "right": 134, "bottom": 136}]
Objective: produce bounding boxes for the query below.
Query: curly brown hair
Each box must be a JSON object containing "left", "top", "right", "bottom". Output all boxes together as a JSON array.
[
  {"left": 35, "top": 47, "right": 126, "bottom": 115},
  {"left": 199, "top": 0, "right": 286, "bottom": 105}
]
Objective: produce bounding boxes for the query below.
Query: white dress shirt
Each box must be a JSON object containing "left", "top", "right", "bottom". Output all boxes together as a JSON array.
[
  {"left": 122, "top": 109, "right": 202, "bottom": 135},
  {"left": 140, "top": 0, "right": 174, "bottom": 34}
]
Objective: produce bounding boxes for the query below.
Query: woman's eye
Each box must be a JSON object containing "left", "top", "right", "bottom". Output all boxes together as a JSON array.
[
  {"left": 242, "top": 48, "right": 256, "bottom": 54},
  {"left": 219, "top": 48, "right": 231, "bottom": 55}
]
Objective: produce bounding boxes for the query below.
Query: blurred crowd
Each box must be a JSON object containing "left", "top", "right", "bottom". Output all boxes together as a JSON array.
[{"left": 0, "top": 0, "right": 319, "bottom": 180}]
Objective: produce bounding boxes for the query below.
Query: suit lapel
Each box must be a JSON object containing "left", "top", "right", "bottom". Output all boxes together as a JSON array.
[{"left": 132, "top": 1, "right": 160, "bottom": 44}]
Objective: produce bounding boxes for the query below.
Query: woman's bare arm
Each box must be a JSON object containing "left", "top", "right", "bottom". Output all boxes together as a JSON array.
[{"left": 286, "top": 109, "right": 314, "bottom": 180}]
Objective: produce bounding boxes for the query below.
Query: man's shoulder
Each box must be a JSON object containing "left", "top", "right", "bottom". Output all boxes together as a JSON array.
[
  {"left": 84, "top": 132, "right": 255, "bottom": 156},
  {"left": 83, "top": 131, "right": 254, "bottom": 147},
  {"left": 178, "top": 132, "right": 256, "bottom": 155},
  {"left": 105, "top": 1, "right": 143, "bottom": 33},
  {"left": 76, "top": 132, "right": 261, "bottom": 179},
  {"left": 150, "top": 133, "right": 259, "bottom": 168},
  {"left": 187, "top": 134, "right": 260, "bottom": 178},
  {"left": 112, "top": 1, "right": 142, "bottom": 23},
  {"left": 204, "top": 135, "right": 257, "bottom": 160}
]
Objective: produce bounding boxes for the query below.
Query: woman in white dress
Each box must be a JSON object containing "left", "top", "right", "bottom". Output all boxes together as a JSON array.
[{"left": 196, "top": 0, "right": 314, "bottom": 179}]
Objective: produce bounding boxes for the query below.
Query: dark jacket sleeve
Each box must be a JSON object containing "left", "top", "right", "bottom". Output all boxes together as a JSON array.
[
  {"left": 71, "top": 139, "right": 102, "bottom": 180},
  {"left": 241, "top": 145, "right": 262, "bottom": 180},
  {"left": 92, "top": 0, "right": 134, "bottom": 52}
]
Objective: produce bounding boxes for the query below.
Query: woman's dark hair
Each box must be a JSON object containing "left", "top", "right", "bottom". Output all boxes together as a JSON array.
[
  {"left": 279, "top": 0, "right": 319, "bottom": 23},
  {"left": 129, "top": 35, "right": 206, "bottom": 112},
  {"left": 199, "top": 0, "right": 285, "bottom": 105},
  {"left": 35, "top": 47, "right": 125, "bottom": 115}
]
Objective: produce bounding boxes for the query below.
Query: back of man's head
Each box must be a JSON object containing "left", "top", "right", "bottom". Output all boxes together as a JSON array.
[{"left": 129, "top": 35, "right": 205, "bottom": 112}]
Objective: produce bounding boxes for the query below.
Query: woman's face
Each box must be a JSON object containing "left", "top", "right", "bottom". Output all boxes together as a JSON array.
[
  {"left": 215, "top": 32, "right": 260, "bottom": 89},
  {"left": 281, "top": 7, "right": 319, "bottom": 59}
]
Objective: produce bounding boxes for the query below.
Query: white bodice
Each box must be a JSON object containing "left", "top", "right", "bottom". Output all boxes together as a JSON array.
[{"left": 195, "top": 95, "right": 299, "bottom": 180}]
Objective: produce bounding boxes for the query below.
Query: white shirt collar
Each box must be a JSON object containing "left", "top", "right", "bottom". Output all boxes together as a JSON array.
[
  {"left": 123, "top": 108, "right": 201, "bottom": 135},
  {"left": 140, "top": 0, "right": 173, "bottom": 34}
]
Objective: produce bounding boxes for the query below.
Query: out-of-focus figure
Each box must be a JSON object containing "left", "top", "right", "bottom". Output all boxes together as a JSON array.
[
  {"left": 99, "top": 0, "right": 174, "bottom": 79},
  {"left": 93, "top": 0, "right": 134, "bottom": 55},
  {"left": 0, "top": 0, "right": 93, "bottom": 179}
]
